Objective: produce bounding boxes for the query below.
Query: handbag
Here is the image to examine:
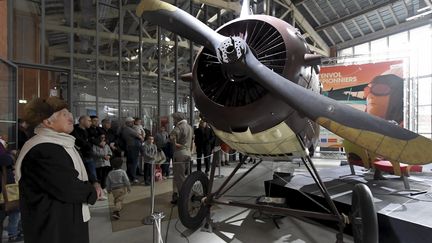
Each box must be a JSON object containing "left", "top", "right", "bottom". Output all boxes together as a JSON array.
[
  {"left": 0, "top": 165, "right": 20, "bottom": 212},
  {"left": 154, "top": 166, "right": 163, "bottom": 181}
]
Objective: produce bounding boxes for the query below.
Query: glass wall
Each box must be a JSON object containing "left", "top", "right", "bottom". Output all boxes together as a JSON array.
[
  {"left": 337, "top": 24, "right": 432, "bottom": 137},
  {"left": 98, "top": 74, "right": 120, "bottom": 118},
  {"left": 8, "top": 0, "right": 197, "bottom": 135},
  {"left": 0, "top": 59, "right": 17, "bottom": 149},
  {"left": 18, "top": 67, "right": 68, "bottom": 118}
]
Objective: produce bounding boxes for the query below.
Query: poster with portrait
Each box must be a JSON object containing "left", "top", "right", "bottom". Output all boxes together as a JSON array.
[{"left": 318, "top": 60, "right": 404, "bottom": 149}]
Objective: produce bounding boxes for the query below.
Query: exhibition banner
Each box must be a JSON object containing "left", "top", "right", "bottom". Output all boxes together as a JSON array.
[
  {"left": 318, "top": 60, "right": 404, "bottom": 148},
  {"left": 320, "top": 60, "right": 403, "bottom": 91}
]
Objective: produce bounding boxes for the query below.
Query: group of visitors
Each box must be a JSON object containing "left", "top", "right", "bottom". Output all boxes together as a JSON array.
[
  {"left": 0, "top": 96, "right": 247, "bottom": 243},
  {"left": 0, "top": 97, "right": 193, "bottom": 243}
]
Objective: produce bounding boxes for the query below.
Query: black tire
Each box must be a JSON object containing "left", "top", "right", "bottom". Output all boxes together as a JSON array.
[
  {"left": 350, "top": 184, "right": 378, "bottom": 243},
  {"left": 178, "top": 171, "right": 210, "bottom": 230}
]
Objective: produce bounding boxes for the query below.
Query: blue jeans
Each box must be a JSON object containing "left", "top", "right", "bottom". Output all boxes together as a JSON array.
[
  {"left": 0, "top": 209, "right": 21, "bottom": 237},
  {"left": 7, "top": 210, "right": 20, "bottom": 237},
  {"left": 83, "top": 158, "right": 97, "bottom": 182}
]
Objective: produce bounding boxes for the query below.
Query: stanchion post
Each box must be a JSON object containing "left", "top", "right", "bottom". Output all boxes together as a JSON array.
[
  {"left": 141, "top": 161, "right": 166, "bottom": 242},
  {"left": 152, "top": 212, "right": 165, "bottom": 243},
  {"left": 142, "top": 160, "right": 155, "bottom": 225}
]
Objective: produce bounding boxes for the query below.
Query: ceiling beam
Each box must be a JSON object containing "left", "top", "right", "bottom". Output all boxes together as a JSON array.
[
  {"left": 49, "top": 50, "right": 190, "bottom": 76},
  {"left": 352, "top": 19, "right": 365, "bottom": 36},
  {"left": 207, "top": 9, "right": 227, "bottom": 23},
  {"left": 342, "top": 23, "right": 354, "bottom": 39},
  {"left": 315, "top": 0, "right": 399, "bottom": 31},
  {"left": 45, "top": 22, "right": 190, "bottom": 48},
  {"left": 45, "top": 4, "right": 140, "bottom": 22},
  {"left": 193, "top": 0, "right": 241, "bottom": 14},
  {"left": 282, "top": 0, "right": 330, "bottom": 56},
  {"left": 291, "top": 0, "right": 305, "bottom": 5},
  {"left": 363, "top": 15, "right": 375, "bottom": 32},
  {"left": 332, "top": 26, "right": 344, "bottom": 42},
  {"left": 335, "top": 17, "right": 432, "bottom": 50},
  {"left": 299, "top": 2, "right": 332, "bottom": 54},
  {"left": 375, "top": 10, "right": 386, "bottom": 29},
  {"left": 388, "top": 5, "right": 400, "bottom": 24},
  {"left": 274, "top": 0, "right": 291, "bottom": 10}
]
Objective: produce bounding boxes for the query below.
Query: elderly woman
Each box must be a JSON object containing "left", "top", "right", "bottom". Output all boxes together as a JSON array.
[{"left": 15, "top": 97, "right": 102, "bottom": 243}]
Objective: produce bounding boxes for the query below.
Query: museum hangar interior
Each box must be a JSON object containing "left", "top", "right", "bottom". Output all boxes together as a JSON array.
[{"left": 0, "top": 0, "right": 432, "bottom": 242}]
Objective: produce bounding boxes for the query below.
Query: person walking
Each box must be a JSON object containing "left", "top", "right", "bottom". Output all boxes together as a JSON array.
[{"left": 106, "top": 157, "right": 131, "bottom": 220}]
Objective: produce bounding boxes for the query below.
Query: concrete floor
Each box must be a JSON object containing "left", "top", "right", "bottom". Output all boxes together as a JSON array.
[
  {"left": 89, "top": 154, "right": 355, "bottom": 243},
  {"left": 5, "top": 152, "right": 431, "bottom": 242}
]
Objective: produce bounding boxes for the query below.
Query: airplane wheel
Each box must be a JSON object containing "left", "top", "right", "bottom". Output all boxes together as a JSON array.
[
  {"left": 178, "top": 171, "right": 210, "bottom": 230},
  {"left": 350, "top": 184, "right": 378, "bottom": 243}
]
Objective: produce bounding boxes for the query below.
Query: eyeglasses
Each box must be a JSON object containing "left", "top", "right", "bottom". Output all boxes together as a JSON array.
[{"left": 363, "top": 83, "right": 391, "bottom": 97}]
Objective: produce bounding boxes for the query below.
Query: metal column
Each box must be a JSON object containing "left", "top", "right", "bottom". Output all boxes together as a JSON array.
[
  {"left": 265, "top": 0, "right": 270, "bottom": 15},
  {"left": 189, "top": 0, "right": 194, "bottom": 124},
  {"left": 271, "top": 0, "right": 275, "bottom": 17},
  {"left": 40, "top": 0, "right": 45, "bottom": 64},
  {"left": 174, "top": 1, "right": 179, "bottom": 112},
  {"left": 95, "top": 0, "right": 100, "bottom": 116},
  {"left": 253, "top": 0, "right": 258, "bottom": 15},
  {"left": 68, "top": 0, "right": 74, "bottom": 106},
  {"left": 138, "top": 18, "right": 143, "bottom": 119},
  {"left": 7, "top": 0, "right": 13, "bottom": 60},
  {"left": 118, "top": 0, "right": 123, "bottom": 118},
  {"left": 157, "top": 26, "right": 162, "bottom": 128}
]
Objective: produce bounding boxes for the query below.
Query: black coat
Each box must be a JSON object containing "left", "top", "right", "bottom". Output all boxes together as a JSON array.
[
  {"left": 18, "top": 127, "right": 29, "bottom": 150},
  {"left": 19, "top": 143, "right": 97, "bottom": 243},
  {"left": 99, "top": 127, "right": 117, "bottom": 144},
  {"left": 71, "top": 124, "right": 93, "bottom": 159},
  {"left": 87, "top": 126, "right": 103, "bottom": 145},
  {"left": 194, "top": 126, "right": 215, "bottom": 151}
]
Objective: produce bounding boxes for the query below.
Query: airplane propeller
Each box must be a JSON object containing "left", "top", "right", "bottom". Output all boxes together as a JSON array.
[{"left": 137, "top": 0, "right": 432, "bottom": 165}]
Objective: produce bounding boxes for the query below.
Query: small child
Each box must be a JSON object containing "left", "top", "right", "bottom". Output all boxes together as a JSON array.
[
  {"left": 93, "top": 134, "right": 112, "bottom": 199},
  {"left": 105, "top": 157, "right": 131, "bottom": 220},
  {"left": 141, "top": 135, "right": 157, "bottom": 185}
]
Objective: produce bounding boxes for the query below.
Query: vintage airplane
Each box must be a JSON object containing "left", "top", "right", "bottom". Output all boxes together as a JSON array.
[{"left": 136, "top": 0, "right": 432, "bottom": 242}]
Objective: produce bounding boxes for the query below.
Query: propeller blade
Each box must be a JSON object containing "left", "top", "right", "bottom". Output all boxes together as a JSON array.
[
  {"left": 136, "top": 0, "right": 226, "bottom": 50},
  {"left": 136, "top": 0, "right": 432, "bottom": 165},
  {"left": 242, "top": 50, "right": 432, "bottom": 165}
]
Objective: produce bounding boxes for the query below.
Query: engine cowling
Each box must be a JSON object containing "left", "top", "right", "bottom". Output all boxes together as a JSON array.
[{"left": 192, "top": 15, "right": 321, "bottom": 158}]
